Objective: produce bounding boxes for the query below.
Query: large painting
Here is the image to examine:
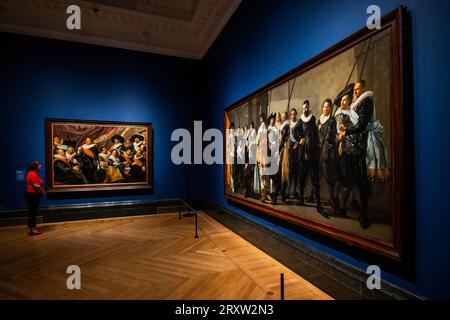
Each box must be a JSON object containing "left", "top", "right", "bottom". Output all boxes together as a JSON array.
[
  {"left": 224, "top": 8, "right": 411, "bottom": 261},
  {"left": 45, "top": 119, "right": 153, "bottom": 195}
]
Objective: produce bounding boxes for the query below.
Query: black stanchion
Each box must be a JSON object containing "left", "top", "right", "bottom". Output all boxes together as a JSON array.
[
  {"left": 280, "top": 273, "right": 284, "bottom": 300},
  {"left": 194, "top": 212, "right": 199, "bottom": 239}
]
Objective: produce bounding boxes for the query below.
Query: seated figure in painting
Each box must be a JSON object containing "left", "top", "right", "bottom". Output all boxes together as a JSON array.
[
  {"left": 132, "top": 134, "right": 145, "bottom": 153},
  {"left": 110, "top": 135, "right": 124, "bottom": 153},
  {"left": 121, "top": 148, "right": 134, "bottom": 180},
  {"left": 65, "top": 146, "right": 78, "bottom": 166},
  {"left": 124, "top": 139, "right": 133, "bottom": 151},
  {"left": 98, "top": 147, "right": 110, "bottom": 170},
  {"left": 104, "top": 149, "right": 125, "bottom": 183},
  {"left": 54, "top": 149, "right": 86, "bottom": 184},
  {"left": 53, "top": 136, "right": 68, "bottom": 153},
  {"left": 130, "top": 150, "right": 146, "bottom": 182}
]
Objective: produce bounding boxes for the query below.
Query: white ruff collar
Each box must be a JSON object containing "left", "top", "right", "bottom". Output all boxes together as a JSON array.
[
  {"left": 334, "top": 107, "right": 351, "bottom": 117},
  {"left": 280, "top": 120, "right": 290, "bottom": 131},
  {"left": 335, "top": 107, "right": 359, "bottom": 126},
  {"left": 319, "top": 114, "right": 330, "bottom": 125},
  {"left": 300, "top": 113, "right": 313, "bottom": 123},
  {"left": 82, "top": 143, "right": 96, "bottom": 149},
  {"left": 258, "top": 123, "right": 267, "bottom": 133},
  {"left": 66, "top": 152, "right": 76, "bottom": 159},
  {"left": 350, "top": 90, "right": 373, "bottom": 111}
]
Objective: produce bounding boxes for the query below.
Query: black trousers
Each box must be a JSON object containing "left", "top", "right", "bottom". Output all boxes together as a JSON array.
[
  {"left": 319, "top": 158, "right": 339, "bottom": 201},
  {"left": 287, "top": 142, "right": 298, "bottom": 196},
  {"left": 339, "top": 153, "right": 370, "bottom": 213},
  {"left": 25, "top": 192, "right": 41, "bottom": 228},
  {"left": 299, "top": 159, "right": 321, "bottom": 206},
  {"left": 244, "top": 164, "right": 255, "bottom": 196}
]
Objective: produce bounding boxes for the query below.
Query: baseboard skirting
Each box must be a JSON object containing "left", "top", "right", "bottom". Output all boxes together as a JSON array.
[
  {"left": 205, "top": 201, "right": 423, "bottom": 301},
  {"left": 0, "top": 198, "right": 190, "bottom": 226}
]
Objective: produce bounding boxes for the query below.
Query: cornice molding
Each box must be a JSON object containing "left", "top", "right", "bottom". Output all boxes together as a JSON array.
[{"left": 0, "top": 0, "right": 241, "bottom": 59}]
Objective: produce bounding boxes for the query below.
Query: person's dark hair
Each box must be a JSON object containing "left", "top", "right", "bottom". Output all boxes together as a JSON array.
[
  {"left": 259, "top": 113, "right": 267, "bottom": 124},
  {"left": 230, "top": 122, "right": 235, "bottom": 129},
  {"left": 357, "top": 79, "right": 366, "bottom": 87},
  {"left": 323, "top": 98, "right": 333, "bottom": 107},
  {"left": 303, "top": 99, "right": 310, "bottom": 106},
  {"left": 250, "top": 121, "right": 255, "bottom": 129},
  {"left": 290, "top": 108, "right": 297, "bottom": 114},
  {"left": 28, "top": 160, "right": 40, "bottom": 171}
]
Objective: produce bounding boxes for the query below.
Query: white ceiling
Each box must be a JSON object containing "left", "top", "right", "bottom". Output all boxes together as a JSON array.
[{"left": 0, "top": 0, "right": 241, "bottom": 59}]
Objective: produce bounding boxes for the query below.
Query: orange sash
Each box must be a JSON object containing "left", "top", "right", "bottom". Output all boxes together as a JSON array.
[
  {"left": 134, "top": 158, "right": 143, "bottom": 167},
  {"left": 122, "top": 153, "right": 132, "bottom": 165},
  {"left": 83, "top": 147, "right": 95, "bottom": 159}
]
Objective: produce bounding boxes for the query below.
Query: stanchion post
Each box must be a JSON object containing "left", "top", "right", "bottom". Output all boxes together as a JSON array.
[
  {"left": 194, "top": 212, "right": 199, "bottom": 239},
  {"left": 280, "top": 273, "right": 285, "bottom": 300}
]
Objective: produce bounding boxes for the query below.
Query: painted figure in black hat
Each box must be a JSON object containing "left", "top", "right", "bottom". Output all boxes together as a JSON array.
[
  {"left": 110, "top": 135, "right": 124, "bottom": 153},
  {"left": 296, "top": 100, "right": 328, "bottom": 218},
  {"left": 337, "top": 80, "right": 374, "bottom": 229}
]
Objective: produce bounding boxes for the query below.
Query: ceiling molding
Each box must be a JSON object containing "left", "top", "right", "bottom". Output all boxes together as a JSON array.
[{"left": 0, "top": 0, "right": 241, "bottom": 60}]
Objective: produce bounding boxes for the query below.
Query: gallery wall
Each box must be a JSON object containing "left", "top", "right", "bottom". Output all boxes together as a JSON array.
[
  {"left": 1, "top": 0, "right": 449, "bottom": 300},
  {"left": 0, "top": 32, "right": 199, "bottom": 209},
  {"left": 199, "top": 0, "right": 450, "bottom": 299}
]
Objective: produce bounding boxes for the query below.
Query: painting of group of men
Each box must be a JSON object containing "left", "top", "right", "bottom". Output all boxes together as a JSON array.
[
  {"left": 226, "top": 80, "right": 389, "bottom": 230},
  {"left": 52, "top": 125, "right": 149, "bottom": 186}
]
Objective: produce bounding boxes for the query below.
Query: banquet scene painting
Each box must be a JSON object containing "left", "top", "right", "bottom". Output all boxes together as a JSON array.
[{"left": 46, "top": 119, "right": 152, "bottom": 192}]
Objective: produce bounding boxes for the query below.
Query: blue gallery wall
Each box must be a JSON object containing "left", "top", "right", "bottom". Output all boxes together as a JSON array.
[
  {"left": 199, "top": 0, "right": 450, "bottom": 298},
  {"left": 0, "top": 32, "right": 199, "bottom": 209}
]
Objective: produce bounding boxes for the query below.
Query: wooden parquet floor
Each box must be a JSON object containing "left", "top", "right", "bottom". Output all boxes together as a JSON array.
[{"left": 0, "top": 212, "right": 332, "bottom": 300}]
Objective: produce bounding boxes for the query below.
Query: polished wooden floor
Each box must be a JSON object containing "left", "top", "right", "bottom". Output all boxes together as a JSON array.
[{"left": 0, "top": 212, "right": 332, "bottom": 300}]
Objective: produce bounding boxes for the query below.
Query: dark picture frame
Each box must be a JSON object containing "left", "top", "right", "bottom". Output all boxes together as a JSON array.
[
  {"left": 45, "top": 118, "right": 153, "bottom": 198},
  {"left": 223, "top": 7, "right": 411, "bottom": 262}
]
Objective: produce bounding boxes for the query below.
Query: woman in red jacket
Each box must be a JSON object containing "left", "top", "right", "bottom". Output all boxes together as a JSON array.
[{"left": 25, "top": 160, "right": 45, "bottom": 235}]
